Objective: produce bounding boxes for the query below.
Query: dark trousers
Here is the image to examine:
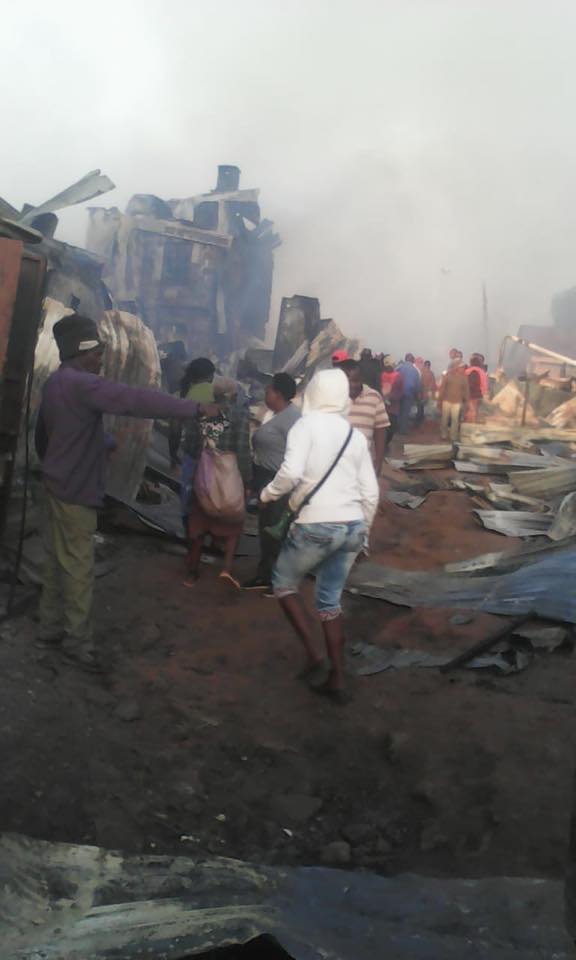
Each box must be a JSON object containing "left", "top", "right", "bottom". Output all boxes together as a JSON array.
[
  {"left": 253, "top": 464, "right": 287, "bottom": 583},
  {"left": 399, "top": 394, "right": 416, "bottom": 434},
  {"left": 258, "top": 496, "right": 289, "bottom": 582},
  {"left": 386, "top": 414, "right": 398, "bottom": 451}
]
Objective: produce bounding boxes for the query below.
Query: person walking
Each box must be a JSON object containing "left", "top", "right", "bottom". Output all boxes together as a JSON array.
[
  {"left": 420, "top": 360, "right": 437, "bottom": 413},
  {"left": 339, "top": 358, "right": 389, "bottom": 476},
  {"left": 169, "top": 357, "right": 217, "bottom": 530},
  {"left": 261, "top": 369, "right": 379, "bottom": 704},
  {"left": 35, "top": 314, "right": 217, "bottom": 671},
  {"left": 244, "top": 373, "right": 300, "bottom": 591},
  {"left": 438, "top": 358, "right": 469, "bottom": 441},
  {"left": 465, "top": 353, "right": 489, "bottom": 422},
  {"left": 380, "top": 356, "right": 403, "bottom": 449},
  {"left": 183, "top": 399, "right": 251, "bottom": 590},
  {"left": 358, "top": 348, "right": 383, "bottom": 392},
  {"left": 397, "top": 353, "right": 421, "bottom": 434}
]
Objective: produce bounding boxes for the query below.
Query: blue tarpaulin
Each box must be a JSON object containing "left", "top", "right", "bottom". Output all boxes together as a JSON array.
[{"left": 347, "top": 546, "right": 576, "bottom": 622}]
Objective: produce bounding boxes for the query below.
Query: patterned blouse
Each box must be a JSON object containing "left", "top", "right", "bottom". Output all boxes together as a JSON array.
[{"left": 183, "top": 406, "right": 252, "bottom": 486}]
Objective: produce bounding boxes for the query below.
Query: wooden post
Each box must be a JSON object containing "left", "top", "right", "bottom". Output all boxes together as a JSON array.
[{"left": 521, "top": 377, "right": 530, "bottom": 427}]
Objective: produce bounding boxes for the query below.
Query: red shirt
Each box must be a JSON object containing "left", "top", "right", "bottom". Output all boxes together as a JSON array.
[{"left": 381, "top": 371, "right": 403, "bottom": 415}]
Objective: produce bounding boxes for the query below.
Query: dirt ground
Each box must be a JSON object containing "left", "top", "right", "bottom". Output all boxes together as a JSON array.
[{"left": 1, "top": 420, "right": 575, "bottom": 881}]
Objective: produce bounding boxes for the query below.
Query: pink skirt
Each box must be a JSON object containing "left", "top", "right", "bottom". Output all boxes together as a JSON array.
[{"left": 187, "top": 498, "right": 244, "bottom": 540}]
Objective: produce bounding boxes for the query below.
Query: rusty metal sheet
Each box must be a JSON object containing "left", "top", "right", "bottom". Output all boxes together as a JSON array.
[{"left": 0, "top": 240, "right": 22, "bottom": 375}]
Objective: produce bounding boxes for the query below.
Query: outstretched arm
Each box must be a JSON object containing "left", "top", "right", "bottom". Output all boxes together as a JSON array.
[{"left": 79, "top": 372, "right": 201, "bottom": 420}]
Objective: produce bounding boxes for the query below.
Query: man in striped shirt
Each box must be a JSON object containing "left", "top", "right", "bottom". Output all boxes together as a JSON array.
[{"left": 339, "top": 359, "right": 389, "bottom": 476}]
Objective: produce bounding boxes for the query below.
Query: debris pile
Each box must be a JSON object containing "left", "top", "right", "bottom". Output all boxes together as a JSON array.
[
  {"left": 2, "top": 833, "right": 572, "bottom": 959},
  {"left": 86, "top": 165, "right": 280, "bottom": 359}
]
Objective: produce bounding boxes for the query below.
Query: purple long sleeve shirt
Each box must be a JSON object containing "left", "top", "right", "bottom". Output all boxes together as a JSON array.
[{"left": 36, "top": 365, "right": 200, "bottom": 507}]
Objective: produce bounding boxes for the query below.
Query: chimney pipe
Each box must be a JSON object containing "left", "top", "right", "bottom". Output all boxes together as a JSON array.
[{"left": 215, "top": 165, "right": 241, "bottom": 193}]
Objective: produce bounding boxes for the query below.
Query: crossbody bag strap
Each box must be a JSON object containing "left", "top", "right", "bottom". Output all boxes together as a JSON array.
[{"left": 294, "top": 425, "right": 354, "bottom": 519}]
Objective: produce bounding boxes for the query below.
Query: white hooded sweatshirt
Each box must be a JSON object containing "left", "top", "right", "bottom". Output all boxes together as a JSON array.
[{"left": 261, "top": 369, "right": 379, "bottom": 526}]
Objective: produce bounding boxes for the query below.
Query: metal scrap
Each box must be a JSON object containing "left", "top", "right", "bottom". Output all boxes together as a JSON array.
[
  {"left": 385, "top": 491, "right": 427, "bottom": 509},
  {"left": 488, "top": 381, "right": 539, "bottom": 424},
  {"left": 457, "top": 445, "right": 564, "bottom": 470},
  {"left": 399, "top": 443, "right": 454, "bottom": 470},
  {"left": 509, "top": 463, "right": 576, "bottom": 499},
  {"left": 547, "top": 394, "right": 576, "bottom": 428},
  {"left": 281, "top": 316, "right": 360, "bottom": 383},
  {"left": 473, "top": 510, "right": 552, "bottom": 538},
  {"left": 485, "top": 483, "right": 551, "bottom": 513},
  {"left": 444, "top": 537, "right": 576, "bottom": 576},
  {"left": 454, "top": 460, "right": 511, "bottom": 475},
  {"left": 548, "top": 491, "right": 576, "bottom": 541},
  {"left": 2, "top": 833, "right": 573, "bottom": 959},
  {"left": 19, "top": 170, "right": 115, "bottom": 224},
  {"left": 460, "top": 424, "right": 576, "bottom": 445},
  {"left": 346, "top": 546, "right": 576, "bottom": 622},
  {"left": 347, "top": 638, "right": 531, "bottom": 676}
]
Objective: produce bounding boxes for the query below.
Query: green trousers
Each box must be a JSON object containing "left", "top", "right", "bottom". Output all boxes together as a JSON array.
[{"left": 39, "top": 489, "right": 97, "bottom": 649}]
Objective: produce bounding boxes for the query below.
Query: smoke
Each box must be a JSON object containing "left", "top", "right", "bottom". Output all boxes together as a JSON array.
[{"left": 4, "top": 0, "right": 576, "bottom": 368}]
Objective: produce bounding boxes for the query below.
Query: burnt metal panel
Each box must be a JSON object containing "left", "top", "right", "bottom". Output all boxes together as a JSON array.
[
  {"left": 0, "top": 242, "right": 46, "bottom": 542},
  {"left": 0, "top": 239, "right": 22, "bottom": 374}
]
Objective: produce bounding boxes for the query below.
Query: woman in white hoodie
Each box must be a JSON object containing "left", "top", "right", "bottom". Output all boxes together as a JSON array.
[{"left": 261, "top": 368, "right": 379, "bottom": 703}]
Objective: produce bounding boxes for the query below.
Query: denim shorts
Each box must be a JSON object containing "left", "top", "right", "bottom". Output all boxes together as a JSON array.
[{"left": 273, "top": 520, "right": 366, "bottom": 620}]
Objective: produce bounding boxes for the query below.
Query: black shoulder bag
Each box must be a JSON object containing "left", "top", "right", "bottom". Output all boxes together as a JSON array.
[{"left": 264, "top": 426, "right": 354, "bottom": 542}]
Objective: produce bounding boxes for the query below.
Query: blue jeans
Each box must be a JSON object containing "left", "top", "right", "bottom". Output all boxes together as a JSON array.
[
  {"left": 399, "top": 394, "right": 416, "bottom": 433},
  {"left": 273, "top": 520, "right": 366, "bottom": 620}
]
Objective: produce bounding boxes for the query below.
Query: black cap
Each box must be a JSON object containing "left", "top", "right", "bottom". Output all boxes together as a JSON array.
[{"left": 53, "top": 314, "right": 103, "bottom": 362}]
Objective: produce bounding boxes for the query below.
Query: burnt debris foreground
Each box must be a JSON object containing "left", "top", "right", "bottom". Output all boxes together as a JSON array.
[{"left": 1, "top": 834, "right": 573, "bottom": 959}]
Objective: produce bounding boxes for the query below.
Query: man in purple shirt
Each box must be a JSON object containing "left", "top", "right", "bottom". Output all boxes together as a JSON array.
[{"left": 35, "top": 313, "right": 215, "bottom": 671}]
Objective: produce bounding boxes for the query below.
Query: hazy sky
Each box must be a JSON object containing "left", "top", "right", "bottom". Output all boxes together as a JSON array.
[{"left": 4, "top": 0, "right": 576, "bottom": 365}]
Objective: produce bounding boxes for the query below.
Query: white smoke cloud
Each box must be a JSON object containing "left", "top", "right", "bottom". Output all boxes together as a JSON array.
[{"left": 4, "top": 0, "right": 576, "bottom": 368}]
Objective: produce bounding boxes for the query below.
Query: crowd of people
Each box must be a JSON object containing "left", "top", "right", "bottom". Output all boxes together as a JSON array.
[
  {"left": 331, "top": 346, "right": 490, "bottom": 442},
  {"left": 33, "top": 313, "right": 489, "bottom": 704}
]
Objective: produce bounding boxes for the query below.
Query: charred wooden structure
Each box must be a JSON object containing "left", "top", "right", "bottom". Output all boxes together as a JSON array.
[{"left": 86, "top": 166, "right": 280, "bottom": 359}]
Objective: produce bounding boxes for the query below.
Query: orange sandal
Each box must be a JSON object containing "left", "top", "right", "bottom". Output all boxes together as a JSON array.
[{"left": 219, "top": 571, "right": 240, "bottom": 590}]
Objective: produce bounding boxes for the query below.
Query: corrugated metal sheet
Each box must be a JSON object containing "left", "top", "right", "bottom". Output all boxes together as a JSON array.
[
  {"left": 473, "top": 510, "right": 552, "bottom": 537},
  {"left": 347, "top": 546, "right": 576, "bottom": 622},
  {"left": 509, "top": 463, "right": 576, "bottom": 498}
]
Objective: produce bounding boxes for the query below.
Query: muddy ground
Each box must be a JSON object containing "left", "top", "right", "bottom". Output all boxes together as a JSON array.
[{"left": 1, "top": 422, "right": 575, "bottom": 880}]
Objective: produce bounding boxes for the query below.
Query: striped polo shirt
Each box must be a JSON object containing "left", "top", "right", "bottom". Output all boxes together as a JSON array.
[{"left": 348, "top": 385, "right": 390, "bottom": 442}]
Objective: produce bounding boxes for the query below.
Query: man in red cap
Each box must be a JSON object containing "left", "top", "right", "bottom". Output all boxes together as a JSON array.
[{"left": 331, "top": 349, "right": 349, "bottom": 366}]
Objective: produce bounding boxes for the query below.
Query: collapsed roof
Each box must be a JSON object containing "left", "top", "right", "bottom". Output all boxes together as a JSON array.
[{"left": 86, "top": 165, "right": 281, "bottom": 360}]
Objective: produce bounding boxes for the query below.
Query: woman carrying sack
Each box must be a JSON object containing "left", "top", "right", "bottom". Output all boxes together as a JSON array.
[
  {"left": 260, "top": 369, "right": 379, "bottom": 704},
  {"left": 170, "top": 358, "right": 217, "bottom": 533},
  {"left": 183, "top": 402, "right": 251, "bottom": 589}
]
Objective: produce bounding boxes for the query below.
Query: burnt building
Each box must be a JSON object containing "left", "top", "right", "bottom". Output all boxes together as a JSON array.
[{"left": 86, "top": 166, "right": 280, "bottom": 359}]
